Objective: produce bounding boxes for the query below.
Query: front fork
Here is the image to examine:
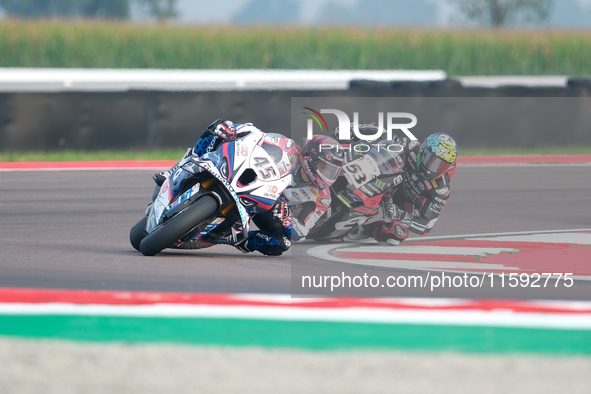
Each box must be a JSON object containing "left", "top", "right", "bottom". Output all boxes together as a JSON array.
[{"left": 149, "top": 173, "right": 234, "bottom": 220}]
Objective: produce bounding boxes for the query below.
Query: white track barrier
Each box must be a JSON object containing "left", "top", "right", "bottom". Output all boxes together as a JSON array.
[{"left": 0, "top": 68, "right": 446, "bottom": 92}]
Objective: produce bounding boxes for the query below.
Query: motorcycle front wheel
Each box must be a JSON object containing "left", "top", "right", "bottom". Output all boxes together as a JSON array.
[
  {"left": 129, "top": 216, "right": 148, "bottom": 251},
  {"left": 139, "top": 194, "right": 219, "bottom": 256}
]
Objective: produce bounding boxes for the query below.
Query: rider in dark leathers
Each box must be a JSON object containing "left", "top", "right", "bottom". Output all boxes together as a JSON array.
[
  {"left": 374, "top": 133, "right": 457, "bottom": 245},
  {"left": 336, "top": 124, "right": 457, "bottom": 245}
]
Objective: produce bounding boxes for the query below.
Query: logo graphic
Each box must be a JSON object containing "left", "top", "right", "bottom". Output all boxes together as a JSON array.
[
  {"left": 304, "top": 107, "right": 417, "bottom": 141},
  {"left": 302, "top": 107, "right": 328, "bottom": 133}
]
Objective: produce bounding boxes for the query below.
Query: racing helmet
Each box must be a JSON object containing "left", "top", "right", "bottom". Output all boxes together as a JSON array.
[
  {"left": 417, "top": 133, "right": 458, "bottom": 179},
  {"left": 301, "top": 135, "right": 345, "bottom": 189}
]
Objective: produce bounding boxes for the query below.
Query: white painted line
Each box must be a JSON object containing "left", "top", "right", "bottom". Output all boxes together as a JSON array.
[
  {"left": 333, "top": 245, "right": 516, "bottom": 256},
  {"left": 460, "top": 163, "right": 591, "bottom": 168},
  {"left": 0, "top": 68, "right": 446, "bottom": 92},
  {"left": 307, "top": 230, "right": 591, "bottom": 280},
  {"left": 474, "top": 233, "right": 591, "bottom": 245},
  {"left": 405, "top": 228, "right": 591, "bottom": 243},
  {"left": 307, "top": 245, "right": 519, "bottom": 271},
  {"left": 1, "top": 303, "right": 590, "bottom": 329}
]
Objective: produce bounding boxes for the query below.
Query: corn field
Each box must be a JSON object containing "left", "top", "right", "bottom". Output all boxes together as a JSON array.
[{"left": 0, "top": 20, "right": 590, "bottom": 75}]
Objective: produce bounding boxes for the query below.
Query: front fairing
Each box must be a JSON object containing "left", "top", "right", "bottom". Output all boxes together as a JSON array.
[
  {"left": 200, "top": 129, "right": 292, "bottom": 208},
  {"left": 341, "top": 141, "right": 405, "bottom": 190},
  {"left": 184, "top": 129, "right": 291, "bottom": 235},
  {"left": 146, "top": 176, "right": 181, "bottom": 233}
]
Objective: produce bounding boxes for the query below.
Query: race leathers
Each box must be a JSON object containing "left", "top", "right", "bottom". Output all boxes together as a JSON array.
[
  {"left": 386, "top": 135, "right": 453, "bottom": 242},
  {"left": 342, "top": 135, "right": 453, "bottom": 243}
]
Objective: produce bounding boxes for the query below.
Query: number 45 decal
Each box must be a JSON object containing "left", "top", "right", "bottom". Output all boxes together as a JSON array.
[{"left": 254, "top": 157, "right": 276, "bottom": 179}]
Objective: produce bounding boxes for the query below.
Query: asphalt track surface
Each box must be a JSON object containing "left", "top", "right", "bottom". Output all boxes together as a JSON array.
[{"left": 1, "top": 165, "right": 590, "bottom": 299}]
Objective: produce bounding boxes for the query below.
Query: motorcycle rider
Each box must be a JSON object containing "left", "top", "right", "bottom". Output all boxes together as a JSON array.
[
  {"left": 289, "top": 135, "right": 345, "bottom": 242},
  {"left": 153, "top": 119, "right": 344, "bottom": 255},
  {"left": 334, "top": 124, "right": 457, "bottom": 245}
]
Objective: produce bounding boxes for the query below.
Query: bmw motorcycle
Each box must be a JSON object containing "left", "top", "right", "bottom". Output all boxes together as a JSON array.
[
  {"left": 130, "top": 128, "right": 292, "bottom": 256},
  {"left": 306, "top": 140, "right": 405, "bottom": 241}
]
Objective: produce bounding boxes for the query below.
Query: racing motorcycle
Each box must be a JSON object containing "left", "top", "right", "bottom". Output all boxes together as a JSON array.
[
  {"left": 306, "top": 140, "right": 406, "bottom": 241},
  {"left": 130, "top": 128, "right": 292, "bottom": 256}
]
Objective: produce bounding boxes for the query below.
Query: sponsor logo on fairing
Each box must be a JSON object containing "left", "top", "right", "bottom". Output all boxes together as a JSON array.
[
  {"left": 235, "top": 123, "right": 252, "bottom": 131},
  {"left": 194, "top": 159, "right": 250, "bottom": 232},
  {"left": 220, "top": 160, "right": 229, "bottom": 179},
  {"left": 374, "top": 178, "right": 386, "bottom": 190}
]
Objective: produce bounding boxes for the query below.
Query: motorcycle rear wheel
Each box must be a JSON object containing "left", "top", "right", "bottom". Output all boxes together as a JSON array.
[
  {"left": 129, "top": 216, "right": 148, "bottom": 251},
  {"left": 139, "top": 194, "right": 219, "bottom": 256}
]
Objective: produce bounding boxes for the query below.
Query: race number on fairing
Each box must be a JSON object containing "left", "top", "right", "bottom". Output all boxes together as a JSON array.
[{"left": 343, "top": 155, "right": 381, "bottom": 189}]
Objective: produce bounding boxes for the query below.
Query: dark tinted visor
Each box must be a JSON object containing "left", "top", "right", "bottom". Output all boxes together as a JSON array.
[
  {"left": 421, "top": 149, "right": 454, "bottom": 179},
  {"left": 316, "top": 159, "right": 342, "bottom": 183}
]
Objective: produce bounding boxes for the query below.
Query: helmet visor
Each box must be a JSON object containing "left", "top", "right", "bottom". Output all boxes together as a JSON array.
[
  {"left": 421, "top": 149, "right": 454, "bottom": 179},
  {"left": 316, "top": 159, "right": 342, "bottom": 184}
]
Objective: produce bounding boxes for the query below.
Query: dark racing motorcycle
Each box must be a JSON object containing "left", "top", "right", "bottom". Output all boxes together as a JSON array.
[{"left": 306, "top": 139, "right": 405, "bottom": 241}]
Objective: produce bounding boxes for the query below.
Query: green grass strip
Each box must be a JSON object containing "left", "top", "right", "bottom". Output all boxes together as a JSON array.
[
  {"left": 1, "top": 315, "right": 590, "bottom": 354},
  {"left": 1, "top": 146, "right": 591, "bottom": 162},
  {"left": 460, "top": 146, "right": 591, "bottom": 156},
  {"left": 0, "top": 149, "right": 185, "bottom": 162}
]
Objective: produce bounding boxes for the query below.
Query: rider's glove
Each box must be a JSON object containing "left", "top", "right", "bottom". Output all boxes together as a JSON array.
[
  {"left": 383, "top": 194, "right": 403, "bottom": 221},
  {"left": 207, "top": 119, "right": 237, "bottom": 140},
  {"left": 385, "top": 203, "right": 403, "bottom": 221}
]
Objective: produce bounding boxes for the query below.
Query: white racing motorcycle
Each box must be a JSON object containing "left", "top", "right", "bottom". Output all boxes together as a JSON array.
[{"left": 130, "top": 128, "right": 292, "bottom": 256}]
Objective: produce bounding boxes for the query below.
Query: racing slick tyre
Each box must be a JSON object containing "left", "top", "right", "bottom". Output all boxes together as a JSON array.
[
  {"left": 347, "top": 225, "right": 370, "bottom": 240},
  {"left": 130, "top": 216, "right": 148, "bottom": 251},
  {"left": 139, "top": 194, "right": 219, "bottom": 256}
]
